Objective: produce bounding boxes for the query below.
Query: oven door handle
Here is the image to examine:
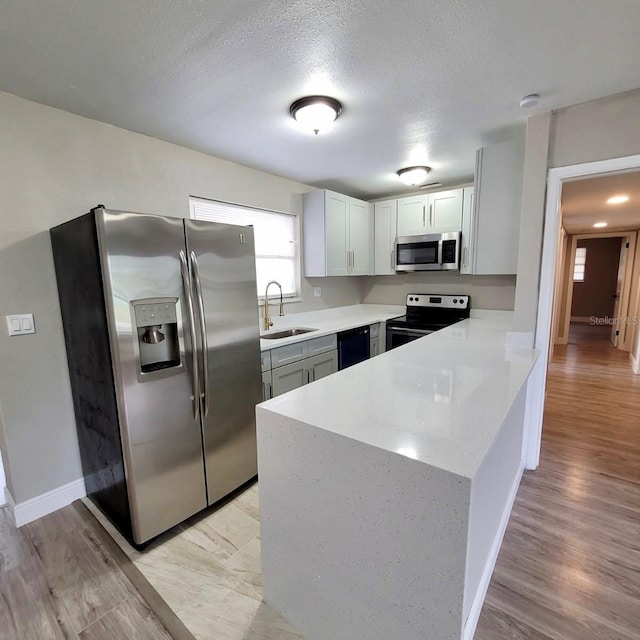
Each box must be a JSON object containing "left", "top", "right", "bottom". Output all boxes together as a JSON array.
[{"left": 388, "top": 326, "right": 434, "bottom": 336}]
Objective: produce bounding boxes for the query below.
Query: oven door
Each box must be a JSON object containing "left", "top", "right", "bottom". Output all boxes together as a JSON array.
[
  {"left": 395, "top": 235, "right": 442, "bottom": 272},
  {"left": 386, "top": 325, "right": 434, "bottom": 350}
]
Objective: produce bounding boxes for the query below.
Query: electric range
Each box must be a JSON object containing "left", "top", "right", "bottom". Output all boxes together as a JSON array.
[{"left": 385, "top": 293, "right": 470, "bottom": 350}]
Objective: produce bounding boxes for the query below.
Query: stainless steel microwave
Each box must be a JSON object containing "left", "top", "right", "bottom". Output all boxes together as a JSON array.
[{"left": 395, "top": 231, "right": 461, "bottom": 272}]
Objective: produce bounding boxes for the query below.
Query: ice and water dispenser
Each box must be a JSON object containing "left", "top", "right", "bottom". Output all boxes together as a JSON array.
[{"left": 132, "top": 298, "right": 181, "bottom": 374}]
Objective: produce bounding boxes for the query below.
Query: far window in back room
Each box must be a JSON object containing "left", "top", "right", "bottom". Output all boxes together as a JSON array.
[
  {"left": 573, "top": 246, "right": 587, "bottom": 282},
  {"left": 189, "top": 197, "right": 299, "bottom": 299}
]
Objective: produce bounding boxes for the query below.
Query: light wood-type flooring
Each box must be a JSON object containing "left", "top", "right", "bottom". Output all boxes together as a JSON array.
[
  {"left": 475, "top": 323, "right": 640, "bottom": 639},
  {"left": 0, "top": 501, "right": 194, "bottom": 640}
]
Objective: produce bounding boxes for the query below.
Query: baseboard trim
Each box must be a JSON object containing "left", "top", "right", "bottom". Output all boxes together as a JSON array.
[
  {"left": 631, "top": 352, "right": 640, "bottom": 375},
  {"left": 463, "top": 461, "right": 525, "bottom": 640},
  {"left": 4, "top": 487, "right": 17, "bottom": 525},
  {"left": 10, "top": 478, "right": 86, "bottom": 527}
]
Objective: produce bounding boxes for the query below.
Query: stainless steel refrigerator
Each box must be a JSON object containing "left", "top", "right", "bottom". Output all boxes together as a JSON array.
[{"left": 51, "top": 206, "right": 262, "bottom": 545}]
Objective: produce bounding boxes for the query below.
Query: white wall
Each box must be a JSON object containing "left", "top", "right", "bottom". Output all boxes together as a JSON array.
[
  {"left": 514, "top": 90, "right": 640, "bottom": 337},
  {"left": 0, "top": 91, "right": 363, "bottom": 505},
  {"left": 362, "top": 273, "right": 516, "bottom": 310}
]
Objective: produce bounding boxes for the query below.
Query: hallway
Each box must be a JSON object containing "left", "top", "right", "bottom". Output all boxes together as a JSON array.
[{"left": 475, "top": 322, "right": 640, "bottom": 638}]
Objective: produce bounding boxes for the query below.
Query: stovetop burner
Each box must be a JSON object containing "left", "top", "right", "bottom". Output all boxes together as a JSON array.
[{"left": 387, "top": 293, "right": 471, "bottom": 330}]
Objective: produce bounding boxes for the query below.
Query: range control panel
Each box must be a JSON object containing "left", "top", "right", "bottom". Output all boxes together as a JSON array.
[
  {"left": 132, "top": 298, "right": 178, "bottom": 327},
  {"left": 405, "top": 294, "right": 469, "bottom": 310}
]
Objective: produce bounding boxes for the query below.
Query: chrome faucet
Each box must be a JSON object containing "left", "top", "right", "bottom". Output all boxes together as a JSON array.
[{"left": 263, "top": 280, "right": 284, "bottom": 331}]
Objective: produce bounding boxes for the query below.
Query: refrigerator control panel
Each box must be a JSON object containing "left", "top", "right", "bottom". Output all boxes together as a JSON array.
[{"left": 133, "top": 299, "right": 178, "bottom": 327}]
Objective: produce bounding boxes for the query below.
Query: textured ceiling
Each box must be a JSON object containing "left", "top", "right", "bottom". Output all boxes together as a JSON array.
[
  {"left": 1, "top": 1, "right": 640, "bottom": 199},
  {"left": 562, "top": 172, "right": 640, "bottom": 234}
]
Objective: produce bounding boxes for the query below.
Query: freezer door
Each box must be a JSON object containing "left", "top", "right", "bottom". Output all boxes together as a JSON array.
[
  {"left": 185, "top": 220, "right": 262, "bottom": 504},
  {"left": 97, "top": 210, "right": 207, "bottom": 544}
]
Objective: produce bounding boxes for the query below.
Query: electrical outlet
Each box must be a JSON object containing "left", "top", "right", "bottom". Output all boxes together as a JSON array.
[{"left": 314, "top": 287, "right": 322, "bottom": 297}]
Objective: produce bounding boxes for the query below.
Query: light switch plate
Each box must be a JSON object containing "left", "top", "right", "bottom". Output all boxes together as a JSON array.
[
  {"left": 7, "top": 314, "right": 35, "bottom": 336},
  {"left": 314, "top": 287, "right": 322, "bottom": 297}
]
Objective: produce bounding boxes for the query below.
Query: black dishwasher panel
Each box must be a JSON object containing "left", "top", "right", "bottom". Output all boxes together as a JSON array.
[{"left": 337, "top": 326, "right": 370, "bottom": 370}]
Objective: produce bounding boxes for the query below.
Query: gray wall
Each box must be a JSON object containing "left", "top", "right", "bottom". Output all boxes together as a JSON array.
[
  {"left": 0, "top": 91, "right": 363, "bottom": 504},
  {"left": 513, "top": 89, "right": 640, "bottom": 336},
  {"left": 362, "top": 273, "right": 516, "bottom": 309}
]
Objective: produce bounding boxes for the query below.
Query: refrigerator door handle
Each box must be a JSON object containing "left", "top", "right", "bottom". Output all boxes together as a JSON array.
[
  {"left": 179, "top": 250, "right": 200, "bottom": 421},
  {"left": 190, "top": 251, "right": 210, "bottom": 418}
]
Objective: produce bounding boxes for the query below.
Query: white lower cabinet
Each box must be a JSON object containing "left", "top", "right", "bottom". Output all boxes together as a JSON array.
[
  {"left": 263, "top": 328, "right": 383, "bottom": 400},
  {"left": 271, "top": 360, "right": 309, "bottom": 397},
  {"left": 308, "top": 350, "right": 338, "bottom": 382},
  {"left": 370, "top": 336, "right": 380, "bottom": 357},
  {"left": 262, "top": 371, "right": 273, "bottom": 401}
]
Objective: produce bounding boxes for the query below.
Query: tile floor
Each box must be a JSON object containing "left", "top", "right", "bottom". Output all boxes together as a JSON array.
[{"left": 84, "top": 482, "right": 303, "bottom": 640}]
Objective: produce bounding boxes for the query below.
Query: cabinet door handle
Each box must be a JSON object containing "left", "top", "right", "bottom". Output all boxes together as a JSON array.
[
  {"left": 429, "top": 204, "right": 433, "bottom": 227},
  {"left": 390, "top": 249, "right": 394, "bottom": 271},
  {"left": 463, "top": 247, "right": 468, "bottom": 268},
  {"left": 422, "top": 205, "right": 426, "bottom": 226},
  {"left": 351, "top": 250, "right": 355, "bottom": 270}
]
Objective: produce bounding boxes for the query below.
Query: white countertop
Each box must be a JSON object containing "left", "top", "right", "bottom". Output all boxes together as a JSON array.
[
  {"left": 259, "top": 311, "right": 538, "bottom": 479},
  {"left": 259, "top": 303, "right": 404, "bottom": 350}
]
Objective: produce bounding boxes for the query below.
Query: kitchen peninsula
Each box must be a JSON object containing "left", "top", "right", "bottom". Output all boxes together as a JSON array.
[{"left": 256, "top": 312, "right": 538, "bottom": 640}]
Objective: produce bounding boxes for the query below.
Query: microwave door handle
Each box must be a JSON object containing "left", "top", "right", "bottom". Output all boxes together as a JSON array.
[
  {"left": 438, "top": 239, "right": 444, "bottom": 266},
  {"left": 179, "top": 251, "right": 200, "bottom": 422},
  {"left": 190, "top": 251, "right": 210, "bottom": 418}
]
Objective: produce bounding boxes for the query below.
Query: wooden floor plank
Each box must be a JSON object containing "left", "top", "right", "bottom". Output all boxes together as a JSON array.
[{"left": 475, "top": 324, "right": 640, "bottom": 639}]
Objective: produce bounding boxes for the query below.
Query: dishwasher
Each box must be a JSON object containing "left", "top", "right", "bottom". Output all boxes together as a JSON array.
[{"left": 337, "top": 326, "right": 370, "bottom": 370}]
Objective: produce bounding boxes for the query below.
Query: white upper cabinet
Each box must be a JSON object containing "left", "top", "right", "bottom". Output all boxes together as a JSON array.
[
  {"left": 304, "top": 190, "right": 373, "bottom": 277},
  {"left": 428, "top": 189, "right": 463, "bottom": 234},
  {"left": 373, "top": 200, "right": 398, "bottom": 275},
  {"left": 396, "top": 195, "right": 427, "bottom": 236},
  {"left": 472, "top": 138, "right": 525, "bottom": 274},
  {"left": 396, "top": 190, "right": 463, "bottom": 236},
  {"left": 460, "top": 187, "right": 474, "bottom": 275},
  {"left": 348, "top": 198, "right": 373, "bottom": 276}
]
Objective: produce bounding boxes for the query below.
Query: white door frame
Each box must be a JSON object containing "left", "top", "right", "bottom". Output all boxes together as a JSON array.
[{"left": 528, "top": 153, "right": 640, "bottom": 470}]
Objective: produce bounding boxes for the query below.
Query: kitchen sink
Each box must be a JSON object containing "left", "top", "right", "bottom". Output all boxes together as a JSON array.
[{"left": 261, "top": 328, "right": 317, "bottom": 340}]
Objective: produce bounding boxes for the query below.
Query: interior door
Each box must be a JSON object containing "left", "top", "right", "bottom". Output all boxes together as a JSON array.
[
  {"left": 611, "top": 238, "right": 627, "bottom": 346},
  {"left": 185, "top": 220, "right": 262, "bottom": 505},
  {"left": 98, "top": 210, "right": 207, "bottom": 544}
]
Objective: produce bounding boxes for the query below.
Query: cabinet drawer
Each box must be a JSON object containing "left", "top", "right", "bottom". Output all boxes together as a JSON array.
[
  {"left": 261, "top": 351, "right": 272, "bottom": 372},
  {"left": 271, "top": 340, "right": 309, "bottom": 368},
  {"left": 307, "top": 333, "right": 337, "bottom": 356}
]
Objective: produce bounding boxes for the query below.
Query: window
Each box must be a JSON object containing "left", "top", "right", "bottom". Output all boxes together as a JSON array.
[
  {"left": 189, "top": 197, "right": 299, "bottom": 299},
  {"left": 573, "top": 246, "right": 587, "bottom": 282}
]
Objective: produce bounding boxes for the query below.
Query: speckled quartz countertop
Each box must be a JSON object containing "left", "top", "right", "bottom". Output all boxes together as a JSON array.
[
  {"left": 259, "top": 311, "right": 538, "bottom": 479},
  {"left": 258, "top": 303, "right": 404, "bottom": 351}
]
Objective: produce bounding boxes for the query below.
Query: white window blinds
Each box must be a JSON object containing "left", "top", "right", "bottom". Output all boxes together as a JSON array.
[
  {"left": 189, "top": 197, "right": 299, "bottom": 297},
  {"left": 573, "top": 247, "right": 587, "bottom": 282}
]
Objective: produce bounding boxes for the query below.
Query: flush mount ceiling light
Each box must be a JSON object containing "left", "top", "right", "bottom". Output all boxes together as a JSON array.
[
  {"left": 397, "top": 166, "right": 431, "bottom": 186},
  {"left": 593, "top": 222, "right": 608, "bottom": 228},
  {"left": 289, "top": 96, "right": 342, "bottom": 135},
  {"left": 607, "top": 194, "right": 629, "bottom": 205}
]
